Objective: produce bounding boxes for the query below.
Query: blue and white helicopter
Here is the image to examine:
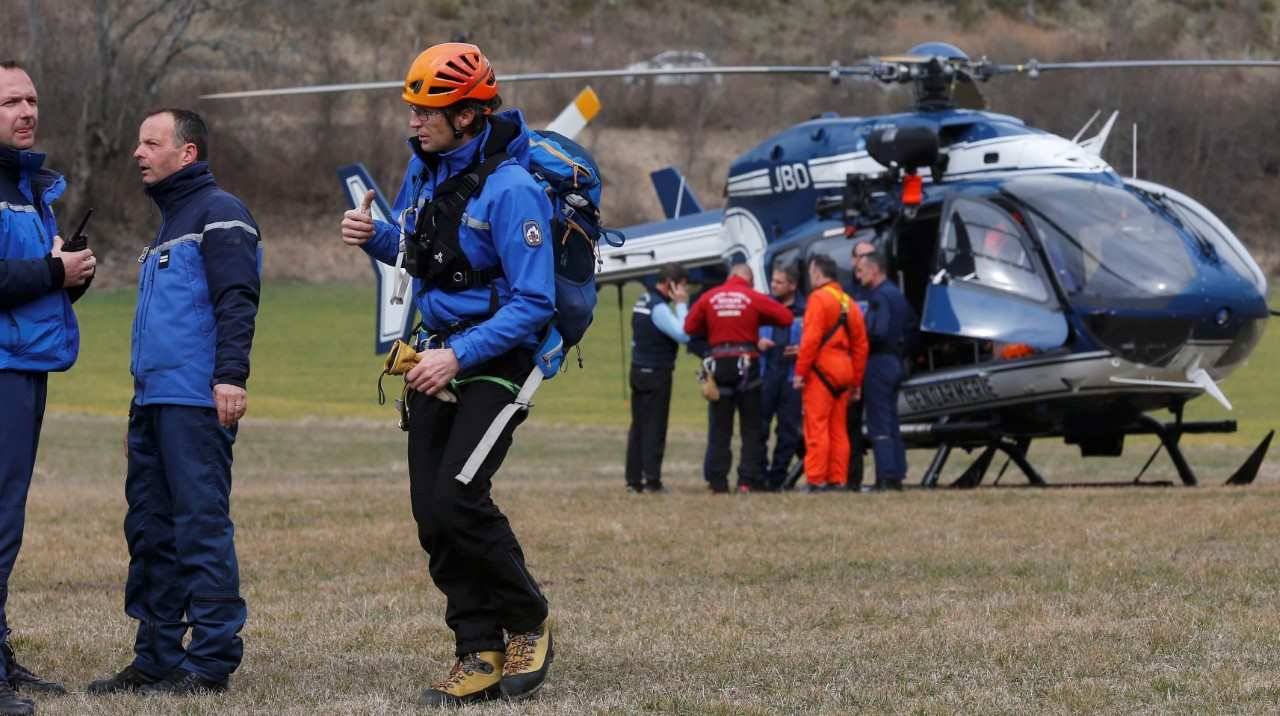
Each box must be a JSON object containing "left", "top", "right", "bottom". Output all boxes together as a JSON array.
[{"left": 205, "top": 42, "right": 1278, "bottom": 487}]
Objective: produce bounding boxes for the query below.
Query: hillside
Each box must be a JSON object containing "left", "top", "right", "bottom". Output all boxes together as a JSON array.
[{"left": 9, "top": 0, "right": 1280, "bottom": 280}]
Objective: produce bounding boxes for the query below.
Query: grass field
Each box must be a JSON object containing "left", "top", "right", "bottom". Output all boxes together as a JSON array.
[
  {"left": 45, "top": 281, "right": 1280, "bottom": 442},
  {"left": 12, "top": 281, "right": 1279, "bottom": 713},
  {"left": 9, "top": 414, "right": 1280, "bottom": 714}
]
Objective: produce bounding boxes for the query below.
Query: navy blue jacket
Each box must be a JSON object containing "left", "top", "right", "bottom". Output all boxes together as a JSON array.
[
  {"left": 132, "top": 162, "right": 261, "bottom": 407},
  {"left": 759, "top": 295, "right": 805, "bottom": 378},
  {"left": 0, "top": 146, "right": 79, "bottom": 372},
  {"left": 864, "top": 279, "right": 916, "bottom": 357},
  {"left": 362, "top": 110, "right": 555, "bottom": 370}
]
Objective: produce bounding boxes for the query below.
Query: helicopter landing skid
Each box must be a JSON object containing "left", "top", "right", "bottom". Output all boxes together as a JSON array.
[{"left": 917, "top": 419, "right": 1272, "bottom": 488}]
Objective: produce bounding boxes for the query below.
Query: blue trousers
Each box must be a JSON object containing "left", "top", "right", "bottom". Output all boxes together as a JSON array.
[
  {"left": 864, "top": 354, "right": 907, "bottom": 482},
  {"left": 760, "top": 368, "right": 802, "bottom": 489},
  {"left": 0, "top": 371, "right": 46, "bottom": 677},
  {"left": 124, "top": 402, "right": 245, "bottom": 681}
]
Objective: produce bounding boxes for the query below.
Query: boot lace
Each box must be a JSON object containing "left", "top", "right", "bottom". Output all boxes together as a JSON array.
[
  {"left": 503, "top": 629, "right": 541, "bottom": 674},
  {"left": 431, "top": 653, "right": 489, "bottom": 691}
]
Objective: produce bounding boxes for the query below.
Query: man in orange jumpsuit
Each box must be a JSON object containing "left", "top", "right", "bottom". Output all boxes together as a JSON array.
[{"left": 794, "top": 254, "right": 868, "bottom": 491}]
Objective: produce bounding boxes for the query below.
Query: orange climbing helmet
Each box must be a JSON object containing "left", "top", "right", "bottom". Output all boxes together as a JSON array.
[{"left": 402, "top": 42, "right": 499, "bottom": 108}]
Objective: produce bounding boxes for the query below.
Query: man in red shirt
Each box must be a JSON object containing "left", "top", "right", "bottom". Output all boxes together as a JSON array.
[{"left": 684, "top": 263, "right": 793, "bottom": 493}]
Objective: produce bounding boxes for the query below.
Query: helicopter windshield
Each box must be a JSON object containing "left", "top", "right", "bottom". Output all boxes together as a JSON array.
[{"left": 1008, "top": 177, "right": 1196, "bottom": 299}]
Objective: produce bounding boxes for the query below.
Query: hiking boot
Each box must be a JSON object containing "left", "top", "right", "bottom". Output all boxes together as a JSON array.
[
  {"left": 418, "top": 651, "right": 503, "bottom": 707},
  {"left": 0, "top": 682, "right": 32, "bottom": 716},
  {"left": 1, "top": 643, "right": 65, "bottom": 697},
  {"left": 87, "top": 665, "right": 162, "bottom": 695},
  {"left": 501, "top": 622, "right": 553, "bottom": 700},
  {"left": 139, "top": 669, "right": 228, "bottom": 696}
]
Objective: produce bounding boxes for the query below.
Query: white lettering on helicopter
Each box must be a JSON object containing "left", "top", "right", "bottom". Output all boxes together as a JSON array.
[
  {"left": 770, "top": 163, "right": 811, "bottom": 193},
  {"left": 903, "top": 375, "right": 998, "bottom": 412}
]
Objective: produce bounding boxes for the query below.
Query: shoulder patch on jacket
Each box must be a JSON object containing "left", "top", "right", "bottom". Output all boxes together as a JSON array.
[{"left": 522, "top": 219, "right": 543, "bottom": 247}]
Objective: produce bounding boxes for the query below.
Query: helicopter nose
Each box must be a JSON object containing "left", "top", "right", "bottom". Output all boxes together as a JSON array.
[
  {"left": 1082, "top": 285, "right": 1267, "bottom": 374},
  {"left": 1191, "top": 298, "right": 1267, "bottom": 375}
]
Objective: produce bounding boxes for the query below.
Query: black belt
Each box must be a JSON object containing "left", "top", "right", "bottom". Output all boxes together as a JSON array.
[
  {"left": 710, "top": 342, "right": 757, "bottom": 358},
  {"left": 416, "top": 319, "right": 481, "bottom": 349}
]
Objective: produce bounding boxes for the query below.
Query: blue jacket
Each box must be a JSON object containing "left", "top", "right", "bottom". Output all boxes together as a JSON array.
[
  {"left": 363, "top": 110, "right": 555, "bottom": 371},
  {"left": 759, "top": 296, "right": 804, "bottom": 378},
  {"left": 0, "top": 146, "right": 79, "bottom": 372},
  {"left": 132, "top": 162, "right": 262, "bottom": 407},
  {"left": 865, "top": 279, "right": 916, "bottom": 357}
]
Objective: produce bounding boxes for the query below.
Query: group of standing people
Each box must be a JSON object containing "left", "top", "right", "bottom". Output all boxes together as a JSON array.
[
  {"left": 624, "top": 241, "right": 918, "bottom": 497},
  {"left": 1, "top": 59, "right": 261, "bottom": 714},
  {"left": 4, "top": 41, "right": 560, "bottom": 712}
]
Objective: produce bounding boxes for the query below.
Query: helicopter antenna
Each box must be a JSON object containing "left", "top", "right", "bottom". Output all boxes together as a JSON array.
[
  {"left": 1132, "top": 123, "right": 1138, "bottom": 179},
  {"left": 1071, "top": 109, "right": 1101, "bottom": 143}
]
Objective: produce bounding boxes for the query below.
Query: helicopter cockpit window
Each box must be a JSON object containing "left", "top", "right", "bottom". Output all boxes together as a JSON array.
[
  {"left": 1158, "top": 194, "right": 1262, "bottom": 292},
  {"left": 1006, "top": 177, "right": 1196, "bottom": 299},
  {"left": 940, "top": 199, "right": 1047, "bottom": 302}
]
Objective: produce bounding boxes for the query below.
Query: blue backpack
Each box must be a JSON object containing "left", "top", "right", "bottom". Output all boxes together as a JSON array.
[{"left": 527, "top": 130, "right": 621, "bottom": 357}]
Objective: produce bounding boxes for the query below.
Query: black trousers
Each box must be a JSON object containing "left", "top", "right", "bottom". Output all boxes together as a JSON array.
[
  {"left": 407, "top": 349, "right": 548, "bottom": 656},
  {"left": 625, "top": 364, "right": 674, "bottom": 488},
  {"left": 704, "top": 356, "right": 764, "bottom": 491},
  {"left": 760, "top": 368, "right": 802, "bottom": 490},
  {"left": 847, "top": 397, "right": 865, "bottom": 489}
]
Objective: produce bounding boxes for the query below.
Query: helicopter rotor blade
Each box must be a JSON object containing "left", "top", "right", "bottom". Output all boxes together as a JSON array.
[
  {"left": 199, "top": 64, "right": 881, "bottom": 100},
  {"left": 981, "top": 58, "right": 1280, "bottom": 80}
]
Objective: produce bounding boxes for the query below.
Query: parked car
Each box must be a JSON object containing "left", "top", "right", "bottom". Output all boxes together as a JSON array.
[{"left": 623, "top": 50, "right": 722, "bottom": 86}]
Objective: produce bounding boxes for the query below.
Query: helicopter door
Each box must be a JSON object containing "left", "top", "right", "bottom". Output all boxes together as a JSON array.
[{"left": 922, "top": 197, "right": 1068, "bottom": 349}]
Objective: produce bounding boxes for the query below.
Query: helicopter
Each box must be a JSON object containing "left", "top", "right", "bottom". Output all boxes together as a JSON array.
[{"left": 203, "top": 41, "right": 1278, "bottom": 487}]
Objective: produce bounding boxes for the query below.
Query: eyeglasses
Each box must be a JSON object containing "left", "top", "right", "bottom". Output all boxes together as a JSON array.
[{"left": 408, "top": 105, "right": 446, "bottom": 120}]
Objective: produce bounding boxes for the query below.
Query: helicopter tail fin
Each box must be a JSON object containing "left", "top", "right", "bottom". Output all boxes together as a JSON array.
[
  {"left": 337, "top": 163, "right": 415, "bottom": 354},
  {"left": 650, "top": 166, "right": 704, "bottom": 219},
  {"left": 1077, "top": 110, "right": 1119, "bottom": 157}
]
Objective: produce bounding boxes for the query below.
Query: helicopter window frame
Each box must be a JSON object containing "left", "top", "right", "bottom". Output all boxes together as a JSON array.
[
  {"left": 802, "top": 234, "right": 859, "bottom": 292},
  {"left": 938, "top": 197, "right": 1050, "bottom": 303}
]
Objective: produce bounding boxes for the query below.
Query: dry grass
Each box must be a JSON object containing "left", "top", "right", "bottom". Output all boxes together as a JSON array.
[{"left": 8, "top": 412, "right": 1280, "bottom": 714}]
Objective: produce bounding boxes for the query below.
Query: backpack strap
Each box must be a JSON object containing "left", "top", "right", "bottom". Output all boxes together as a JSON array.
[
  {"left": 408, "top": 121, "right": 521, "bottom": 293},
  {"left": 816, "top": 283, "right": 850, "bottom": 350},
  {"left": 811, "top": 283, "right": 851, "bottom": 397}
]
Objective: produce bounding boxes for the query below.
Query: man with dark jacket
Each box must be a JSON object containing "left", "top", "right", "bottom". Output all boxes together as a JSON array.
[
  {"left": 684, "top": 263, "right": 793, "bottom": 493},
  {"left": 88, "top": 108, "right": 261, "bottom": 697},
  {"left": 847, "top": 240, "right": 876, "bottom": 490},
  {"left": 0, "top": 59, "right": 95, "bottom": 716},
  {"left": 757, "top": 264, "right": 804, "bottom": 491},
  {"left": 339, "top": 43, "right": 555, "bottom": 705},
  {"left": 858, "top": 251, "right": 917, "bottom": 490},
  {"left": 626, "top": 263, "right": 690, "bottom": 493}
]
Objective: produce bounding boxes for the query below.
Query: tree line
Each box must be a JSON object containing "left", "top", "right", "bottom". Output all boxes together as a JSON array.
[{"left": 8, "top": 0, "right": 1280, "bottom": 275}]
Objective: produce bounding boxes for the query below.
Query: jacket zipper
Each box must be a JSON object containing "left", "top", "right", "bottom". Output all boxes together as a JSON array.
[{"left": 132, "top": 220, "right": 166, "bottom": 394}]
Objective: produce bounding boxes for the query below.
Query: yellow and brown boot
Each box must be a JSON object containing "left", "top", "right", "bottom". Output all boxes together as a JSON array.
[
  {"left": 418, "top": 651, "right": 504, "bottom": 707},
  {"left": 500, "top": 622, "right": 554, "bottom": 700}
]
